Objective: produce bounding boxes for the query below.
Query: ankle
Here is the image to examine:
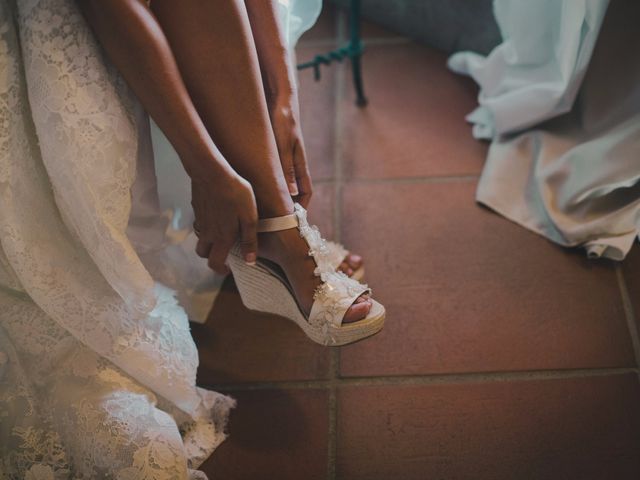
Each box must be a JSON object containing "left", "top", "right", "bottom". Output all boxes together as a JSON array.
[
  {"left": 258, "top": 228, "right": 305, "bottom": 264},
  {"left": 255, "top": 184, "right": 295, "bottom": 218}
]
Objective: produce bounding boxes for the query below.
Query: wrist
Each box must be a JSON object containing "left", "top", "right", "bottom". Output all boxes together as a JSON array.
[
  {"left": 264, "top": 70, "right": 297, "bottom": 106},
  {"left": 267, "top": 84, "right": 300, "bottom": 123},
  {"left": 185, "top": 150, "right": 235, "bottom": 187}
]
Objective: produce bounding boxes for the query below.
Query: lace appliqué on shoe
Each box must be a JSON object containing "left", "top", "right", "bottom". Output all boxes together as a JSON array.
[
  {"left": 325, "top": 240, "right": 349, "bottom": 272},
  {"left": 293, "top": 204, "right": 370, "bottom": 331}
]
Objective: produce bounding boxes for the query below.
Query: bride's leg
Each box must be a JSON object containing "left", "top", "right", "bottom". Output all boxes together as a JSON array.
[
  {"left": 151, "top": 0, "right": 290, "bottom": 219},
  {"left": 150, "top": 0, "right": 371, "bottom": 322}
]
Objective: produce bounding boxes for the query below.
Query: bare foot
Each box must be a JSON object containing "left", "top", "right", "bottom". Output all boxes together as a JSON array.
[{"left": 258, "top": 229, "right": 371, "bottom": 324}]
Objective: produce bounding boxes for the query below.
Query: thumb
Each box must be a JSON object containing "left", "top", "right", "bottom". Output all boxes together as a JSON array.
[
  {"left": 239, "top": 213, "right": 258, "bottom": 265},
  {"left": 275, "top": 129, "right": 298, "bottom": 196},
  {"left": 292, "top": 141, "right": 312, "bottom": 208}
]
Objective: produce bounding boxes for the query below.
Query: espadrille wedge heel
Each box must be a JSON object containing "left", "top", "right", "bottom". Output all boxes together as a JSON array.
[{"left": 226, "top": 203, "right": 385, "bottom": 346}]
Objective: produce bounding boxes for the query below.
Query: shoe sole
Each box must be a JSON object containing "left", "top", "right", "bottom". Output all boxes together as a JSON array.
[{"left": 227, "top": 248, "right": 385, "bottom": 347}]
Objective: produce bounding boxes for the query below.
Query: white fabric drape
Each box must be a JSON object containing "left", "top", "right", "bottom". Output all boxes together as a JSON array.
[
  {"left": 448, "top": 0, "right": 609, "bottom": 140},
  {"left": 0, "top": 0, "right": 318, "bottom": 477},
  {"left": 449, "top": 0, "right": 640, "bottom": 260}
]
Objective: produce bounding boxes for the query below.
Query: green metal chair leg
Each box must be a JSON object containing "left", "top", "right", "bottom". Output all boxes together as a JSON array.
[
  {"left": 297, "top": 0, "right": 368, "bottom": 107},
  {"left": 349, "top": 0, "right": 368, "bottom": 106}
]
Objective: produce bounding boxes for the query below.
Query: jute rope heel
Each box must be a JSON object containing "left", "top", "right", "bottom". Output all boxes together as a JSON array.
[{"left": 227, "top": 203, "right": 385, "bottom": 346}]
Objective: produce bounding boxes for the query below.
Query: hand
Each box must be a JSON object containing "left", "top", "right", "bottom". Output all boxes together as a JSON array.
[
  {"left": 268, "top": 94, "right": 313, "bottom": 208},
  {"left": 191, "top": 169, "right": 258, "bottom": 274}
]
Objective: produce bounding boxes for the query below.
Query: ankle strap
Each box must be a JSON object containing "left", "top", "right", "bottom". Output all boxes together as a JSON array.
[{"left": 257, "top": 212, "right": 299, "bottom": 233}]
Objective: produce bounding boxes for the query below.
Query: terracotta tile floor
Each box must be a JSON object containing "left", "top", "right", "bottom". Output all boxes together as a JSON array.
[{"left": 195, "top": 6, "right": 640, "bottom": 480}]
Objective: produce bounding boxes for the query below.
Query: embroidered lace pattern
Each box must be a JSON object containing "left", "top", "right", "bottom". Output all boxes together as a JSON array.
[{"left": 0, "top": 0, "right": 233, "bottom": 477}]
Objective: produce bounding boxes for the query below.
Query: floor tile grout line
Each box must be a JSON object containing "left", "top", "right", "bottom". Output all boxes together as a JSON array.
[
  {"left": 201, "top": 366, "right": 639, "bottom": 391},
  {"left": 326, "top": 10, "right": 347, "bottom": 480},
  {"left": 615, "top": 265, "right": 640, "bottom": 370},
  {"left": 350, "top": 175, "right": 480, "bottom": 184},
  {"left": 312, "top": 174, "right": 481, "bottom": 185},
  {"left": 297, "top": 39, "right": 338, "bottom": 48},
  {"left": 298, "top": 36, "right": 412, "bottom": 49},
  {"left": 360, "top": 37, "right": 413, "bottom": 46},
  {"left": 326, "top": 382, "right": 337, "bottom": 480}
]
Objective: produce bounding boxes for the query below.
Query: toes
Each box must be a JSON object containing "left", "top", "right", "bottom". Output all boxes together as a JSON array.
[
  {"left": 347, "top": 254, "right": 363, "bottom": 269},
  {"left": 354, "top": 294, "right": 370, "bottom": 303},
  {"left": 339, "top": 261, "right": 350, "bottom": 275},
  {"left": 338, "top": 257, "right": 360, "bottom": 277},
  {"left": 342, "top": 297, "right": 372, "bottom": 323}
]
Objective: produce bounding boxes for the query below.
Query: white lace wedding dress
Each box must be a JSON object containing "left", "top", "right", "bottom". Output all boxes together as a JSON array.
[{"left": 0, "top": 0, "right": 320, "bottom": 478}]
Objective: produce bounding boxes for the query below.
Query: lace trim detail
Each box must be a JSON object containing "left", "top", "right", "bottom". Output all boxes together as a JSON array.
[
  {"left": 325, "top": 240, "right": 349, "bottom": 271},
  {"left": 293, "top": 203, "right": 336, "bottom": 277},
  {"left": 293, "top": 204, "right": 370, "bottom": 330}
]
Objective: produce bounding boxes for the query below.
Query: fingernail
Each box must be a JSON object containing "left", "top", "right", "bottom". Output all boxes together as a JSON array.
[
  {"left": 245, "top": 252, "right": 257, "bottom": 265},
  {"left": 288, "top": 182, "right": 299, "bottom": 196}
]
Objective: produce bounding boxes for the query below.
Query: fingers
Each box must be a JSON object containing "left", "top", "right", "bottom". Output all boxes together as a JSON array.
[
  {"left": 195, "top": 238, "right": 212, "bottom": 258},
  {"left": 207, "top": 236, "right": 234, "bottom": 275},
  {"left": 277, "top": 132, "right": 298, "bottom": 197},
  {"left": 206, "top": 214, "right": 256, "bottom": 274},
  {"left": 292, "top": 141, "right": 313, "bottom": 208},
  {"left": 239, "top": 210, "right": 258, "bottom": 265}
]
